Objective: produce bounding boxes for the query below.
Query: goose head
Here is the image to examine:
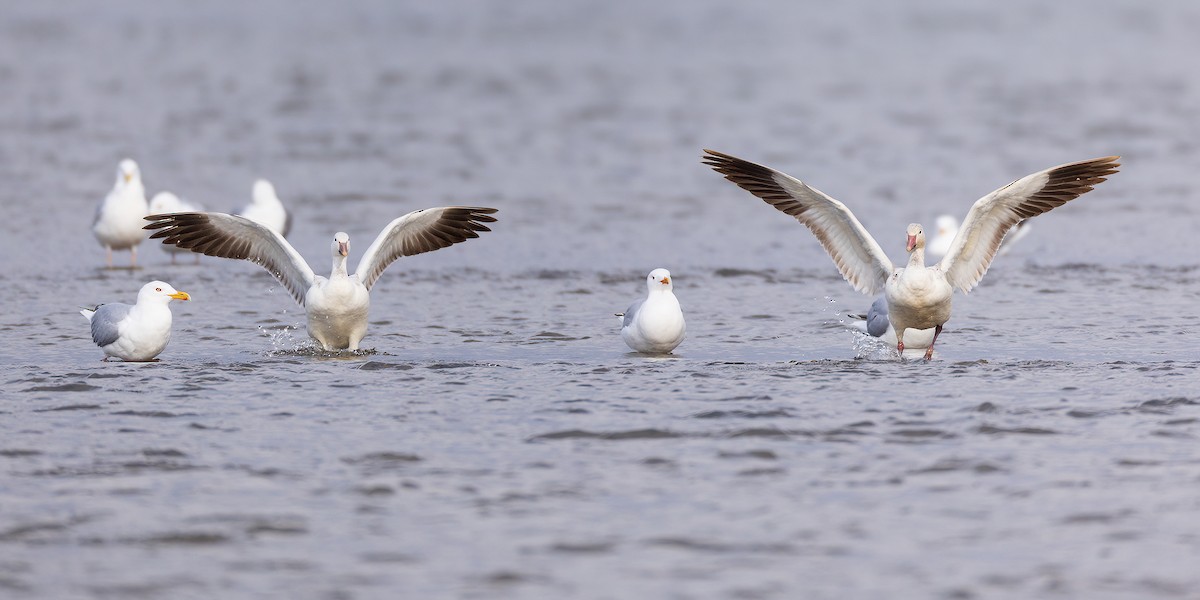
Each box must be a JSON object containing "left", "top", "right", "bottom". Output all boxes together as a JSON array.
[{"left": 906, "top": 223, "right": 925, "bottom": 253}]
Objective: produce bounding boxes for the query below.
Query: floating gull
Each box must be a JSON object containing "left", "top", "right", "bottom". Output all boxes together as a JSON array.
[
  {"left": 144, "top": 207, "right": 498, "bottom": 351},
  {"left": 237, "top": 179, "right": 292, "bottom": 237},
  {"left": 846, "top": 296, "right": 935, "bottom": 356},
  {"left": 928, "top": 214, "right": 1031, "bottom": 260},
  {"left": 616, "top": 268, "right": 686, "bottom": 354},
  {"left": 926, "top": 215, "right": 959, "bottom": 260},
  {"left": 704, "top": 150, "right": 1119, "bottom": 360},
  {"left": 92, "top": 159, "right": 148, "bottom": 267},
  {"left": 148, "top": 192, "right": 204, "bottom": 264},
  {"left": 80, "top": 281, "right": 190, "bottom": 362}
]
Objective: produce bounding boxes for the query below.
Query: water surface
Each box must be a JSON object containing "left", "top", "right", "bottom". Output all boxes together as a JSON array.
[{"left": 2, "top": 1, "right": 1199, "bottom": 598}]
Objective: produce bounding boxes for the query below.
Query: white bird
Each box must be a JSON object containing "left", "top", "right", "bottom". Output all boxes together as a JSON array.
[
  {"left": 928, "top": 214, "right": 1031, "bottom": 260},
  {"left": 80, "top": 281, "right": 191, "bottom": 362},
  {"left": 926, "top": 215, "right": 959, "bottom": 259},
  {"left": 616, "top": 268, "right": 686, "bottom": 354},
  {"left": 704, "top": 150, "right": 1119, "bottom": 360},
  {"left": 92, "top": 159, "right": 148, "bottom": 267},
  {"left": 236, "top": 179, "right": 292, "bottom": 237},
  {"left": 143, "top": 207, "right": 498, "bottom": 351},
  {"left": 148, "top": 192, "right": 204, "bottom": 264}
]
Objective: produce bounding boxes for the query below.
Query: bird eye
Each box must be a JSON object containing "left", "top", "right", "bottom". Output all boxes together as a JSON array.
[{"left": 155, "top": 287, "right": 162, "bottom": 292}]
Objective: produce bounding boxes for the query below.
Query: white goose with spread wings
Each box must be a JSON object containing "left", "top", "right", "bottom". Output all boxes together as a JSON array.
[
  {"left": 703, "top": 150, "right": 1119, "bottom": 359},
  {"left": 144, "top": 207, "right": 498, "bottom": 350}
]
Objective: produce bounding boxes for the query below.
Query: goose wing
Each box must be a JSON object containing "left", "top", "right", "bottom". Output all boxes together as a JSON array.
[
  {"left": 939, "top": 156, "right": 1119, "bottom": 293},
  {"left": 703, "top": 149, "right": 894, "bottom": 295},
  {"left": 144, "top": 212, "right": 316, "bottom": 306},
  {"left": 354, "top": 207, "right": 498, "bottom": 290}
]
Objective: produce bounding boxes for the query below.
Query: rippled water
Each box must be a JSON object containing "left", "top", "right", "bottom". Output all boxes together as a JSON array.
[{"left": 2, "top": 1, "right": 1200, "bottom": 598}]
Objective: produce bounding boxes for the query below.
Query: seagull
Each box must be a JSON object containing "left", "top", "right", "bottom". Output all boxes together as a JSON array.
[
  {"left": 928, "top": 214, "right": 1031, "bottom": 260},
  {"left": 703, "top": 150, "right": 1119, "bottom": 360},
  {"left": 80, "top": 281, "right": 190, "bottom": 362},
  {"left": 143, "top": 207, "right": 499, "bottom": 351},
  {"left": 148, "top": 192, "right": 204, "bottom": 264},
  {"left": 236, "top": 179, "right": 292, "bottom": 237},
  {"left": 926, "top": 215, "right": 959, "bottom": 259},
  {"left": 92, "top": 159, "right": 148, "bottom": 267},
  {"left": 616, "top": 268, "right": 686, "bottom": 354},
  {"left": 846, "top": 296, "right": 936, "bottom": 354}
]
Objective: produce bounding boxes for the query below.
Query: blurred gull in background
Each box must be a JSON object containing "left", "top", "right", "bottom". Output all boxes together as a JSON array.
[
  {"left": 92, "top": 159, "right": 148, "bottom": 268},
  {"left": 237, "top": 179, "right": 292, "bottom": 238},
  {"left": 148, "top": 192, "right": 204, "bottom": 264}
]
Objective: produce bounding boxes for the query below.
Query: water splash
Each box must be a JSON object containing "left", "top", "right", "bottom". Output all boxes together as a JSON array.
[
  {"left": 849, "top": 331, "right": 903, "bottom": 361},
  {"left": 269, "top": 346, "right": 379, "bottom": 359},
  {"left": 258, "top": 323, "right": 302, "bottom": 353}
]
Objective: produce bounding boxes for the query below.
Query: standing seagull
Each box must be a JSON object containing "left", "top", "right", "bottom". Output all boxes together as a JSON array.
[
  {"left": 80, "top": 281, "right": 191, "bottom": 361},
  {"left": 617, "top": 268, "right": 686, "bottom": 354},
  {"left": 92, "top": 159, "right": 148, "bottom": 267},
  {"left": 237, "top": 179, "right": 292, "bottom": 237},
  {"left": 703, "top": 150, "right": 1119, "bottom": 359},
  {"left": 148, "top": 192, "right": 204, "bottom": 264},
  {"left": 144, "top": 207, "right": 498, "bottom": 351}
]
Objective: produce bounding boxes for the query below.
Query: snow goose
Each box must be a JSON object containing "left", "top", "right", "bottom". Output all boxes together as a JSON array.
[{"left": 703, "top": 150, "right": 1119, "bottom": 359}]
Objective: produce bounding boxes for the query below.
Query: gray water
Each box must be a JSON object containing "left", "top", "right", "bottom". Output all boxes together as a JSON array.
[{"left": 2, "top": 1, "right": 1200, "bottom": 599}]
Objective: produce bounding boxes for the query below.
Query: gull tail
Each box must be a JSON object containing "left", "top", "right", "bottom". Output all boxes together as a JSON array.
[{"left": 79, "top": 304, "right": 102, "bottom": 321}]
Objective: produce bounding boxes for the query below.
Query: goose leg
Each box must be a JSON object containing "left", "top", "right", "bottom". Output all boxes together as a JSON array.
[
  {"left": 896, "top": 329, "right": 905, "bottom": 355},
  {"left": 924, "top": 325, "right": 944, "bottom": 361}
]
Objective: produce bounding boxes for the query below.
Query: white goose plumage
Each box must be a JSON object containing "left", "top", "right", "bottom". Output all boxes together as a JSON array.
[
  {"left": 144, "top": 207, "right": 498, "bottom": 351},
  {"left": 703, "top": 150, "right": 1119, "bottom": 359}
]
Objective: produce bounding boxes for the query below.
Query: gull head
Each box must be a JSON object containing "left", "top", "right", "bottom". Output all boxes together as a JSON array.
[
  {"left": 905, "top": 223, "right": 925, "bottom": 253},
  {"left": 139, "top": 281, "right": 190, "bottom": 304},
  {"left": 116, "top": 159, "right": 141, "bottom": 186},
  {"left": 148, "top": 192, "right": 183, "bottom": 214},
  {"left": 646, "top": 268, "right": 673, "bottom": 292},
  {"left": 332, "top": 232, "right": 350, "bottom": 257},
  {"left": 252, "top": 179, "right": 278, "bottom": 205}
]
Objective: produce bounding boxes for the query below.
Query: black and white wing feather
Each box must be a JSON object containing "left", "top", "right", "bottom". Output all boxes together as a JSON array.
[
  {"left": 938, "top": 156, "right": 1119, "bottom": 293},
  {"left": 354, "top": 206, "right": 498, "bottom": 290},
  {"left": 144, "top": 212, "right": 317, "bottom": 306},
  {"left": 703, "top": 149, "right": 894, "bottom": 295}
]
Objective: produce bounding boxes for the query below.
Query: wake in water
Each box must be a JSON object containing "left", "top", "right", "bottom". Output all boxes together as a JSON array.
[{"left": 257, "top": 324, "right": 380, "bottom": 358}]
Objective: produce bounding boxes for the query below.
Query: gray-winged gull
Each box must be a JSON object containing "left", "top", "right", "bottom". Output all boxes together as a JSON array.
[
  {"left": 81, "top": 281, "right": 191, "bottom": 361},
  {"left": 616, "top": 268, "right": 686, "bottom": 354},
  {"left": 847, "top": 296, "right": 935, "bottom": 356}
]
